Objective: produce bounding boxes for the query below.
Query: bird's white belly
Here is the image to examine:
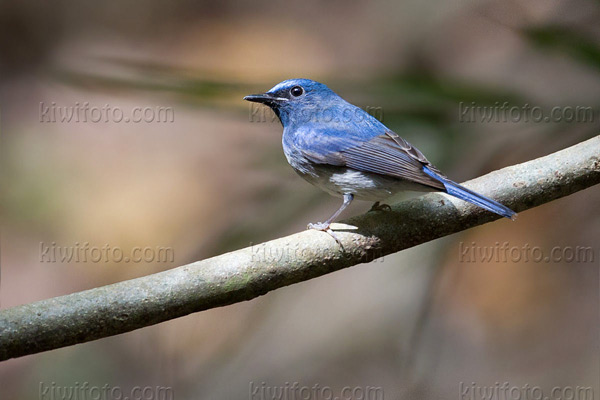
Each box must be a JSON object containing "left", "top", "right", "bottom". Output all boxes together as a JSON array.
[{"left": 300, "top": 166, "right": 434, "bottom": 201}]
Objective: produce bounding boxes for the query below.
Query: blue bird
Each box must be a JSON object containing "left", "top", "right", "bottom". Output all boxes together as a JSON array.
[{"left": 244, "top": 79, "right": 516, "bottom": 238}]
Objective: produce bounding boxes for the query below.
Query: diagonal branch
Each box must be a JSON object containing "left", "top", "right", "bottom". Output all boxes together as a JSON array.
[{"left": 1, "top": 136, "right": 599, "bottom": 361}]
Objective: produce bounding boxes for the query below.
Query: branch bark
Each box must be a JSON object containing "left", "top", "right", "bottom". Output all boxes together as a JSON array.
[{"left": 1, "top": 136, "right": 599, "bottom": 361}]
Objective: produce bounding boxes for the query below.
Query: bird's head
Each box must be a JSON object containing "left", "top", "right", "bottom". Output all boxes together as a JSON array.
[{"left": 244, "top": 79, "right": 345, "bottom": 127}]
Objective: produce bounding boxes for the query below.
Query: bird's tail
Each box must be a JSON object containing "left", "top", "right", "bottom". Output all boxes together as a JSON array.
[{"left": 423, "top": 166, "right": 517, "bottom": 220}]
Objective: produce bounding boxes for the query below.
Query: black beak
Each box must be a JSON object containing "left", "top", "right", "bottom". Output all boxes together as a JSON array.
[{"left": 243, "top": 93, "right": 288, "bottom": 106}]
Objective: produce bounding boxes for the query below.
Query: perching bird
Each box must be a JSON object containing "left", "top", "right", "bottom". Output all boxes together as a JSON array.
[{"left": 244, "top": 79, "right": 516, "bottom": 239}]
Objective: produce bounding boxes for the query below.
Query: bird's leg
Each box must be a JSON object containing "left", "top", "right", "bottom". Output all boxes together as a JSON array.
[
  {"left": 308, "top": 193, "right": 354, "bottom": 244},
  {"left": 369, "top": 201, "right": 392, "bottom": 212}
]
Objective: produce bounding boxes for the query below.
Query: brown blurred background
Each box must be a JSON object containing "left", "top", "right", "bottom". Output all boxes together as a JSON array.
[{"left": 0, "top": 1, "right": 599, "bottom": 399}]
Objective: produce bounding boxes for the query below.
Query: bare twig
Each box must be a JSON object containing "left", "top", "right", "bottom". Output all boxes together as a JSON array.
[{"left": 1, "top": 136, "right": 599, "bottom": 361}]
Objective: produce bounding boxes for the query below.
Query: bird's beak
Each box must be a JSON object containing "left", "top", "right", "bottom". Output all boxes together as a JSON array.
[{"left": 243, "top": 93, "right": 288, "bottom": 106}]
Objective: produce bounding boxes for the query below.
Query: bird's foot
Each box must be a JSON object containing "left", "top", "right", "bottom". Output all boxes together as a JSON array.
[
  {"left": 307, "top": 222, "right": 330, "bottom": 231},
  {"left": 307, "top": 222, "right": 343, "bottom": 247},
  {"left": 369, "top": 201, "right": 392, "bottom": 212}
]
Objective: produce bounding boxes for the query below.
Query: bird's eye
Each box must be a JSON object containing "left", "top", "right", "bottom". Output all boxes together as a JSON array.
[{"left": 290, "top": 86, "right": 304, "bottom": 97}]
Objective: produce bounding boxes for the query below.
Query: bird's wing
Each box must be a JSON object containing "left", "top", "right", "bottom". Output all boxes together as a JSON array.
[{"left": 302, "top": 130, "right": 446, "bottom": 190}]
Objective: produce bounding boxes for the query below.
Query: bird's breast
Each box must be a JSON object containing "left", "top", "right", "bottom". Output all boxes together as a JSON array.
[{"left": 282, "top": 130, "right": 317, "bottom": 177}]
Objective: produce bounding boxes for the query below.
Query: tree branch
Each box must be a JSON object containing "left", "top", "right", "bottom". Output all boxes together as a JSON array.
[{"left": 1, "top": 136, "right": 599, "bottom": 361}]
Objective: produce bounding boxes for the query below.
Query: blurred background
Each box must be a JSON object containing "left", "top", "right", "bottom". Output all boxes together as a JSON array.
[{"left": 1, "top": 1, "right": 599, "bottom": 399}]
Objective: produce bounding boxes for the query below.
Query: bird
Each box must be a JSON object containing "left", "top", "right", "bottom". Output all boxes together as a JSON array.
[{"left": 244, "top": 79, "right": 516, "bottom": 241}]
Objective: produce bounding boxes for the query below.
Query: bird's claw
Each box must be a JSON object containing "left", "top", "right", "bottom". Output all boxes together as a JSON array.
[
  {"left": 307, "top": 222, "right": 330, "bottom": 231},
  {"left": 369, "top": 201, "right": 392, "bottom": 212},
  {"left": 307, "top": 222, "right": 343, "bottom": 247}
]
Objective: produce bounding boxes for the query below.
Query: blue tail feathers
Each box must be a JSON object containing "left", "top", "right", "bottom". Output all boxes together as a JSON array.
[{"left": 422, "top": 166, "right": 516, "bottom": 220}]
